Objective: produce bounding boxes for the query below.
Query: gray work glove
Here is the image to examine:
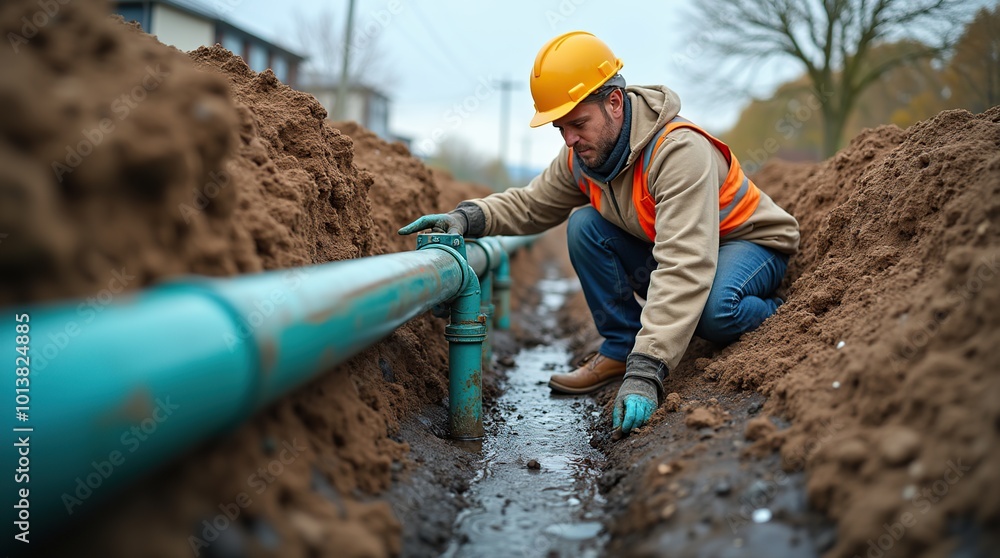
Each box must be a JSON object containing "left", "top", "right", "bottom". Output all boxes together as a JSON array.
[
  {"left": 397, "top": 203, "right": 486, "bottom": 237},
  {"left": 612, "top": 353, "right": 668, "bottom": 439},
  {"left": 397, "top": 211, "right": 467, "bottom": 236}
]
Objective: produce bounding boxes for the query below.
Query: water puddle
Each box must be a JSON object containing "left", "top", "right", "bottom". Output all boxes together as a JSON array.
[{"left": 442, "top": 271, "right": 608, "bottom": 558}]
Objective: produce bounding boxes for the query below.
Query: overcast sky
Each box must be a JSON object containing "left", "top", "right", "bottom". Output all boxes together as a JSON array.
[{"left": 227, "top": 0, "right": 804, "bottom": 170}]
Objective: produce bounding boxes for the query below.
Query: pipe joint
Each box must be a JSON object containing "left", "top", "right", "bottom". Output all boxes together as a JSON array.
[{"left": 444, "top": 319, "right": 488, "bottom": 344}]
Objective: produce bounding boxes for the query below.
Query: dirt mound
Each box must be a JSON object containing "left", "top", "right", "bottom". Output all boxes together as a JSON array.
[
  {"left": 708, "top": 107, "right": 1000, "bottom": 557},
  {"left": 0, "top": 2, "right": 251, "bottom": 304},
  {"left": 0, "top": 2, "right": 473, "bottom": 556}
]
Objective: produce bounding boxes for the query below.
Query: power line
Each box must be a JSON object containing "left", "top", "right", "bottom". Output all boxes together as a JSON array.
[{"left": 408, "top": 2, "right": 477, "bottom": 78}]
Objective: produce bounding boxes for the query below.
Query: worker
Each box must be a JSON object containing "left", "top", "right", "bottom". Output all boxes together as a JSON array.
[{"left": 399, "top": 31, "right": 799, "bottom": 438}]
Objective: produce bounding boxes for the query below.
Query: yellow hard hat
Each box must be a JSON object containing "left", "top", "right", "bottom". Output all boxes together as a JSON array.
[{"left": 528, "top": 31, "right": 623, "bottom": 128}]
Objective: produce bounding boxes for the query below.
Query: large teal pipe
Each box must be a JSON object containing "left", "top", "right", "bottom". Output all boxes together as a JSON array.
[
  {"left": 4, "top": 233, "right": 539, "bottom": 537},
  {"left": 5, "top": 247, "right": 471, "bottom": 536}
]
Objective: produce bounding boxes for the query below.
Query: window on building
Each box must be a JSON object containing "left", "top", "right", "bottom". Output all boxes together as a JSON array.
[
  {"left": 368, "top": 95, "right": 389, "bottom": 138},
  {"left": 272, "top": 55, "right": 288, "bottom": 83},
  {"left": 248, "top": 43, "right": 267, "bottom": 73},
  {"left": 221, "top": 32, "right": 243, "bottom": 58},
  {"left": 116, "top": 4, "right": 149, "bottom": 31}
]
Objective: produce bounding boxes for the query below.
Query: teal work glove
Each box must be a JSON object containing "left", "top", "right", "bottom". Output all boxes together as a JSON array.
[
  {"left": 611, "top": 353, "right": 668, "bottom": 439},
  {"left": 613, "top": 391, "right": 657, "bottom": 435},
  {"left": 397, "top": 212, "right": 466, "bottom": 236}
]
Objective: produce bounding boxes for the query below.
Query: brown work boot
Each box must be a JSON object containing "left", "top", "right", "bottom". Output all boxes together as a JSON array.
[{"left": 548, "top": 353, "right": 626, "bottom": 394}]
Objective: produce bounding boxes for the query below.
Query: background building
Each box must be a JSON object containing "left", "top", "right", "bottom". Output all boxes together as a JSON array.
[
  {"left": 113, "top": 0, "right": 304, "bottom": 87},
  {"left": 298, "top": 74, "right": 391, "bottom": 140}
]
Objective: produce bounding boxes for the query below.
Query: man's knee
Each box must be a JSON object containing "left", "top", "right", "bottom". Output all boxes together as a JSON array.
[
  {"left": 697, "top": 293, "right": 741, "bottom": 344},
  {"left": 567, "top": 207, "right": 603, "bottom": 251}
]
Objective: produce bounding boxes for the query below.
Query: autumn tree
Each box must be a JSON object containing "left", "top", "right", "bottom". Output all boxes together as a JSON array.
[
  {"left": 696, "top": 0, "right": 971, "bottom": 156},
  {"left": 945, "top": 5, "right": 1000, "bottom": 114}
]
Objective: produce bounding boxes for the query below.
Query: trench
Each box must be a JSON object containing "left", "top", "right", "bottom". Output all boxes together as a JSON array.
[{"left": 442, "top": 267, "right": 608, "bottom": 558}]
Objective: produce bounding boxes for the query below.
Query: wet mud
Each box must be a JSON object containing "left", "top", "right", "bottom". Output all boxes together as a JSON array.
[{"left": 444, "top": 271, "right": 607, "bottom": 558}]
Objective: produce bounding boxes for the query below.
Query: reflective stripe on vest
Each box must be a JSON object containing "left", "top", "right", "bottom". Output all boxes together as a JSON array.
[
  {"left": 569, "top": 116, "right": 761, "bottom": 241},
  {"left": 568, "top": 149, "right": 602, "bottom": 212}
]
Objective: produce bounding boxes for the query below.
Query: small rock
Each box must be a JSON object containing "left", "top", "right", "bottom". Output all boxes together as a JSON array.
[
  {"left": 902, "top": 484, "right": 917, "bottom": 500},
  {"left": 498, "top": 355, "right": 515, "bottom": 367},
  {"left": 880, "top": 426, "right": 921, "bottom": 466},
  {"left": 752, "top": 508, "right": 772, "bottom": 523},
  {"left": 698, "top": 427, "right": 715, "bottom": 440},
  {"left": 660, "top": 503, "right": 677, "bottom": 520},
  {"left": 747, "top": 401, "right": 763, "bottom": 415},
  {"left": 715, "top": 481, "right": 732, "bottom": 496},
  {"left": 832, "top": 438, "right": 869, "bottom": 468},
  {"left": 526, "top": 459, "right": 541, "bottom": 470},
  {"left": 657, "top": 463, "right": 673, "bottom": 475},
  {"left": 836, "top": 340, "right": 846, "bottom": 349},
  {"left": 664, "top": 392, "right": 682, "bottom": 412},
  {"left": 685, "top": 407, "right": 722, "bottom": 429},
  {"left": 744, "top": 416, "right": 777, "bottom": 442},
  {"left": 832, "top": 381, "right": 841, "bottom": 389}
]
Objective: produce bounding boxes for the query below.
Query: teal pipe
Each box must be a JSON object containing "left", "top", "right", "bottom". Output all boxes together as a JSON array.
[
  {"left": 7, "top": 248, "right": 468, "bottom": 535},
  {"left": 492, "top": 236, "right": 538, "bottom": 330},
  {"left": 494, "top": 249, "right": 512, "bottom": 330},
  {"left": 467, "top": 239, "right": 499, "bottom": 369},
  {"left": 5, "top": 233, "right": 539, "bottom": 535}
]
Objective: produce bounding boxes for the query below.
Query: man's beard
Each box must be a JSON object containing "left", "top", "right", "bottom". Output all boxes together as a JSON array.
[{"left": 579, "top": 113, "right": 619, "bottom": 168}]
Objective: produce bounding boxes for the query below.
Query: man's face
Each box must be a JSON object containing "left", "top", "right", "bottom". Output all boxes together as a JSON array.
[{"left": 552, "top": 90, "right": 624, "bottom": 168}]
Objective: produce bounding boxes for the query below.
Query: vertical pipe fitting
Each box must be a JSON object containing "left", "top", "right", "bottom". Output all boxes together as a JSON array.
[
  {"left": 417, "top": 234, "right": 487, "bottom": 440},
  {"left": 468, "top": 239, "right": 498, "bottom": 370},
  {"left": 493, "top": 248, "right": 512, "bottom": 330}
]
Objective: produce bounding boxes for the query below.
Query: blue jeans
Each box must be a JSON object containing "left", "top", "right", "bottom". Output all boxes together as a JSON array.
[{"left": 567, "top": 206, "right": 789, "bottom": 361}]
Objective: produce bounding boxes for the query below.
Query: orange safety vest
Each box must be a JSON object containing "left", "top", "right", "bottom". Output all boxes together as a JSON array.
[{"left": 568, "top": 116, "right": 761, "bottom": 241}]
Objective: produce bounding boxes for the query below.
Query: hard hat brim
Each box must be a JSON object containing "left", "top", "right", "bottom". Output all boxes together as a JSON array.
[{"left": 529, "top": 102, "right": 578, "bottom": 128}]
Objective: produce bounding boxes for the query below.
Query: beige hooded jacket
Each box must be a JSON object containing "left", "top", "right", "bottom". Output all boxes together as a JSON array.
[{"left": 465, "top": 85, "right": 799, "bottom": 370}]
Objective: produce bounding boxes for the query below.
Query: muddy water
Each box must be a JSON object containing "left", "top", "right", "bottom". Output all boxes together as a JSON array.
[{"left": 442, "top": 272, "right": 608, "bottom": 558}]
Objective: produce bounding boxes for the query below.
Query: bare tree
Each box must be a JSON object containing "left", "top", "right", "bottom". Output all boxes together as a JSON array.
[
  {"left": 697, "top": 0, "right": 971, "bottom": 156},
  {"left": 293, "top": 8, "right": 393, "bottom": 97}
]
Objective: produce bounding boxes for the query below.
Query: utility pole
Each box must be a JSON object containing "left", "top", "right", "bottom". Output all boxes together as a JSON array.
[
  {"left": 521, "top": 134, "right": 532, "bottom": 183},
  {"left": 495, "top": 77, "right": 521, "bottom": 170},
  {"left": 335, "top": 0, "right": 357, "bottom": 121}
]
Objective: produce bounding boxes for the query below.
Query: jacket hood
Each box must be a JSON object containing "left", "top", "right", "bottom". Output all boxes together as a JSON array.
[{"left": 624, "top": 85, "right": 681, "bottom": 168}]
